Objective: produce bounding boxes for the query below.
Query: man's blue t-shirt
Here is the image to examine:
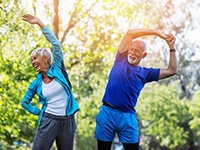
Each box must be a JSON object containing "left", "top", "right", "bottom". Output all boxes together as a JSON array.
[{"left": 102, "top": 51, "right": 160, "bottom": 113}]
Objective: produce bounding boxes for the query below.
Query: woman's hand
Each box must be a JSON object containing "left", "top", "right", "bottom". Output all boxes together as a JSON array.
[
  {"left": 22, "top": 14, "right": 45, "bottom": 28},
  {"left": 22, "top": 14, "right": 40, "bottom": 24}
]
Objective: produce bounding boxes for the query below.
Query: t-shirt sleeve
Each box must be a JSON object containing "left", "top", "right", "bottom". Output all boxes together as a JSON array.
[
  {"left": 115, "top": 51, "right": 127, "bottom": 62},
  {"left": 145, "top": 68, "right": 160, "bottom": 83}
]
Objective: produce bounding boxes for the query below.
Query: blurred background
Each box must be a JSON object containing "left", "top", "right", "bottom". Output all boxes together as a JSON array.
[{"left": 0, "top": 0, "right": 200, "bottom": 149}]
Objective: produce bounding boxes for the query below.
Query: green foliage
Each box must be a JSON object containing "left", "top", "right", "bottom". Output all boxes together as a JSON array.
[
  {"left": 0, "top": 0, "right": 43, "bottom": 147},
  {"left": 188, "top": 89, "right": 200, "bottom": 136},
  {"left": 76, "top": 88, "right": 104, "bottom": 150},
  {"left": 0, "top": 0, "right": 200, "bottom": 149},
  {"left": 137, "top": 84, "right": 195, "bottom": 149}
]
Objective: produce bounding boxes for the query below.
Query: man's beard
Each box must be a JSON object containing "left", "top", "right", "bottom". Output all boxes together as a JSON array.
[{"left": 127, "top": 54, "right": 139, "bottom": 65}]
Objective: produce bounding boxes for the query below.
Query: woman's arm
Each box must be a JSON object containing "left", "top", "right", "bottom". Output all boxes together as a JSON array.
[
  {"left": 21, "top": 80, "right": 41, "bottom": 115},
  {"left": 22, "top": 14, "right": 45, "bottom": 28},
  {"left": 22, "top": 14, "right": 64, "bottom": 67}
]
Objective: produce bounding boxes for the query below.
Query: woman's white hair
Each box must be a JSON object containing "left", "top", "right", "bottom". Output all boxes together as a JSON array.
[{"left": 31, "top": 48, "right": 52, "bottom": 64}]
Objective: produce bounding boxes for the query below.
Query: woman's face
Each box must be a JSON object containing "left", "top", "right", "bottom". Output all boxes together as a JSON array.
[{"left": 31, "top": 53, "right": 49, "bottom": 72}]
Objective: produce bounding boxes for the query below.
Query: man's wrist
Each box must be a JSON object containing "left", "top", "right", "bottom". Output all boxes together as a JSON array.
[{"left": 170, "top": 49, "right": 176, "bottom": 52}]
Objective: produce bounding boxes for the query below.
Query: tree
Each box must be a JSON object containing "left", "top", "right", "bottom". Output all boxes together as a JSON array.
[
  {"left": 1, "top": 0, "right": 200, "bottom": 149},
  {"left": 188, "top": 89, "right": 200, "bottom": 148},
  {"left": 137, "top": 84, "right": 198, "bottom": 149}
]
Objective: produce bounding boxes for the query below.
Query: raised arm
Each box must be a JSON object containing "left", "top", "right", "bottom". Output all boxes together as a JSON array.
[
  {"left": 22, "top": 14, "right": 45, "bottom": 28},
  {"left": 159, "top": 33, "right": 178, "bottom": 79},
  {"left": 119, "top": 29, "right": 168, "bottom": 53},
  {"left": 22, "top": 14, "right": 64, "bottom": 67}
]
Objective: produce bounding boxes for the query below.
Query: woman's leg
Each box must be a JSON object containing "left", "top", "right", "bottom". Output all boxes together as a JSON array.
[
  {"left": 56, "top": 116, "right": 76, "bottom": 150},
  {"left": 32, "top": 116, "right": 56, "bottom": 150}
]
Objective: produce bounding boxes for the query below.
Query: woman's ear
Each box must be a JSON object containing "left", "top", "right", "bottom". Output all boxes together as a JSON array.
[{"left": 43, "top": 56, "right": 49, "bottom": 64}]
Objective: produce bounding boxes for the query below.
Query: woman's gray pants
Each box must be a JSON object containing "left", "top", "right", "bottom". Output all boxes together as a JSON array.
[{"left": 32, "top": 112, "right": 76, "bottom": 150}]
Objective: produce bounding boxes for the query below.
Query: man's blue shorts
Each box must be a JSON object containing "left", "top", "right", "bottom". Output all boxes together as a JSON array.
[{"left": 94, "top": 105, "right": 139, "bottom": 143}]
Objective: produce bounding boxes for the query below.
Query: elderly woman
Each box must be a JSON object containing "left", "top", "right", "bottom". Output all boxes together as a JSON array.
[{"left": 21, "top": 14, "right": 79, "bottom": 150}]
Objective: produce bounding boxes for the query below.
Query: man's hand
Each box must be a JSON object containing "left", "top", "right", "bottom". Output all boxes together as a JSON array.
[
  {"left": 156, "top": 30, "right": 176, "bottom": 50},
  {"left": 165, "top": 33, "right": 176, "bottom": 50},
  {"left": 156, "top": 30, "right": 168, "bottom": 40},
  {"left": 22, "top": 14, "right": 45, "bottom": 28}
]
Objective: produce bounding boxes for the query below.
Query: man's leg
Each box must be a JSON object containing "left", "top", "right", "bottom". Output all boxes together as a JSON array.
[
  {"left": 117, "top": 112, "right": 139, "bottom": 150},
  {"left": 122, "top": 142, "right": 139, "bottom": 150},
  {"left": 97, "top": 139, "right": 112, "bottom": 150},
  {"left": 94, "top": 106, "right": 116, "bottom": 149}
]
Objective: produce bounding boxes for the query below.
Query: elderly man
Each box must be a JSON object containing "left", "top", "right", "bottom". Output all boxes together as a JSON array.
[{"left": 94, "top": 28, "right": 177, "bottom": 150}]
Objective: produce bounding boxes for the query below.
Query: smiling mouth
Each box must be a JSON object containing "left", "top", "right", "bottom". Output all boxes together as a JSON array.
[
  {"left": 129, "top": 55, "right": 137, "bottom": 60},
  {"left": 33, "top": 64, "right": 39, "bottom": 69}
]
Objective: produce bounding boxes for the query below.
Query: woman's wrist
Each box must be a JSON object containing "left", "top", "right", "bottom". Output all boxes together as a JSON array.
[{"left": 37, "top": 19, "right": 45, "bottom": 28}]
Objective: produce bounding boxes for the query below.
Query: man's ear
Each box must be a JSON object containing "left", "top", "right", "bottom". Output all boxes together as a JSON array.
[{"left": 142, "top": 52, "right": 147, "bottom": 58}]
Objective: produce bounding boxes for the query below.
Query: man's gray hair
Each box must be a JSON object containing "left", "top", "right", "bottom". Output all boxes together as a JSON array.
[
  {"left": 31, "top": 48, "right": 52, "bottom": 64},
  {"left": 132, "top": 40, "right": 147, "bottom": 51}
]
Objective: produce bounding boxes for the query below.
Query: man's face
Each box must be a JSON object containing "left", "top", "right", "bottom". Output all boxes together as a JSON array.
[{"left": 127, "top": 41, "right": 147, "bottom": 66}]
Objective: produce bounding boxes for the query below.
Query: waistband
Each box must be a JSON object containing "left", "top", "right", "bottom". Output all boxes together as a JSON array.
[
  {"left": 103, "top": 102, "right": 117, "bottom": 109},
  {"left": 103, "top": 102, "right": 136, "bottom": 113},
  {"left": 43, "top": 112, "right": 74, "bottom": 121}
]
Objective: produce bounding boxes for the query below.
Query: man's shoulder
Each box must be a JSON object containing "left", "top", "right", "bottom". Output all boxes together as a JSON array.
[{"left": 115, "top": 51, "right": 127, "bottom": 62}]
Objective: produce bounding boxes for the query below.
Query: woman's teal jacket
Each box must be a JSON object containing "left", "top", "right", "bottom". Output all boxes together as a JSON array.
[{"left": 21, "top": 26, "right": 79, "bottom": 125}]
